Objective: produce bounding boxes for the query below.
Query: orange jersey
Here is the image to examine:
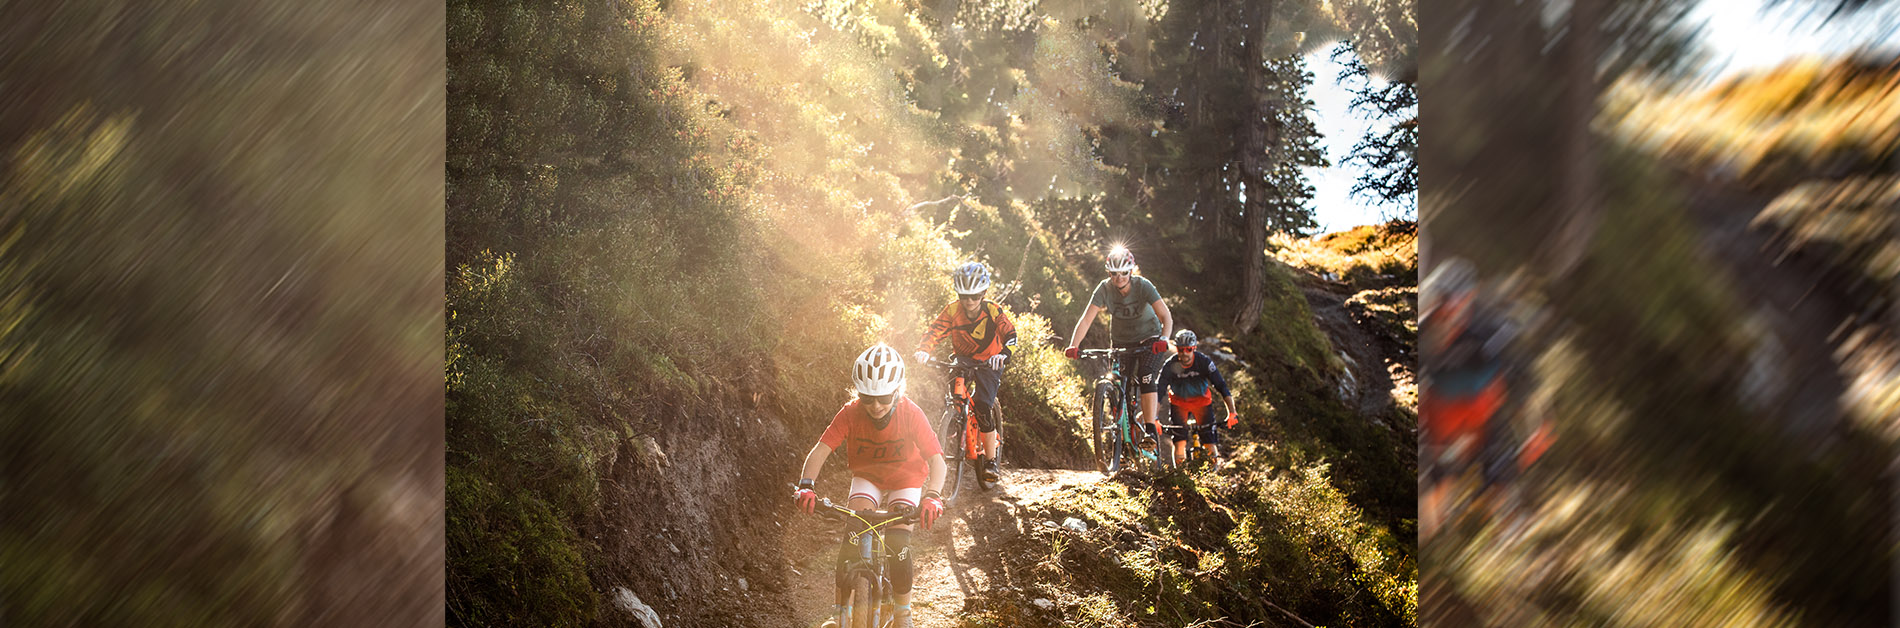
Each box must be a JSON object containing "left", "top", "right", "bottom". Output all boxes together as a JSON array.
[
  {"left": 818, "top": 397, "right": 941, "bottom": 488},
  {"left": 917, "top": 300, "right": 1017, "bottom": 361}
]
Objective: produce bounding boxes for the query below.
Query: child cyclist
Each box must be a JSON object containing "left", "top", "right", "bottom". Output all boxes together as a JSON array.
[
  {"left": 793, "top": 343, "right": 947, "bottom": 628},
  {"left": 913, "top": 261, "right": 1018, "bottom": 483},
  {"left": 1157, "top": 329, "right": 1238, "bottom": 466}
]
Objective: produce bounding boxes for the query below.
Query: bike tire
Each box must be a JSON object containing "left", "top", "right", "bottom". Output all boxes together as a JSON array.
[
  {"left": 1128, "top": 386, "right": 1158, "bottom": 474},
  {"left": 850, "top": 572, "right": 876, "bottom": 628},
  {"left": 1090, "top": 382, "right": 1115, "bottom": 476},
  {"left": 939, "top": 408, "right": 966, "bottom": 501}
]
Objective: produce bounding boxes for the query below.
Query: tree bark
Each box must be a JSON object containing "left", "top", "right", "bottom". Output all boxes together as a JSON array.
[
  {"left": 1545, "top": 0, "right": 1604, "bottom": 279},
  {"left": 1234, "top": 0, "right": 1277, "bottom": 334}
]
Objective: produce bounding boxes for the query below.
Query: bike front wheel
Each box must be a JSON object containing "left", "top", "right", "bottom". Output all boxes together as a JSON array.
[
  {"left": 939, "top": 408, "right": 966, "bottom": 501},
  {"left": 1091, "top": 382, "right": 1119, "bottom": 476},
  {"left": 849, "top": 572, "right": 876, "bottom": 628}
]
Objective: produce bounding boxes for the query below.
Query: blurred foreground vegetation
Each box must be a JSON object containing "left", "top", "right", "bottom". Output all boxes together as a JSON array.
[
  {"left": 1422, "top": 5, "right": 1895, "bottom": 623},
  {"left": 1, "top": 2, "right": 443, "bottom": 626}
]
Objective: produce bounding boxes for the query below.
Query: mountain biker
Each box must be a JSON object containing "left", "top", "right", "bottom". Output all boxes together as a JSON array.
[
  {"left": 913, "top": 261, "right": 1017, "bottom": 483},
  {"left": 793, "top": 343, "right": 947, "bottom": 628},
  {"left": 1064, "top": 246, "right": 1173, "bottom": 453},
  {"left": 1418, "top": 258, "right": 1532, "bottom": 537},
  {"left": 1157, "top": 329, "right": 1238, "bottom": 466}
]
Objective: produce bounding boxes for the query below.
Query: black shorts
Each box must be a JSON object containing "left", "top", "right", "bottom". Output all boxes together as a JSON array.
[
  {"left": 952, "top": 356, "right": 1003, "bottom": 433},
  {"left": 1164, "top": 403, "right": 1221, "bottom": 444},
  {"left": 1115, "top": 339, "right": 1166, "bottom": 394}
]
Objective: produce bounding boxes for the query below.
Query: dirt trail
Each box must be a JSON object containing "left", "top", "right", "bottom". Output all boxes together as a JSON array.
[
  {"left": 1680, "top": 177, "right": 1857, "bottom": 448},
  {"left": 783, "top": 468, "right": 1101, "bottom": 627},
  {"left": 1302, "top": 280, "right": 1415, "bottom": 422}
]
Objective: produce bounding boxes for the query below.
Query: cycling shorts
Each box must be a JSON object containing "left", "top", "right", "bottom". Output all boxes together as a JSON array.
[
  {"left": 1163, "top": 403, "right": 1221, "bottom": 444},
  {"left": 848, "top": 477, "right": 921, "bottom": 510},
  {"left": 1116, "top": 338, "right": 1166, "bottom": 394}
]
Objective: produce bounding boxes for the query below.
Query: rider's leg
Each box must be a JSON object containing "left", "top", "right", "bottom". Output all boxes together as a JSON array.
[
  {"left": 1140, "top": 391, "right": 1161, "bottom": 450},
  {"left": 836, "top": 481, "right": 886, "bottom": 624},
  {"left": 1202, "top": 423, "right": 1221, "bottom": 462},
  {"left": 972, "top": 401, "right": 1001, "bottom": 470},
  {"left": 883, "top": 484, "right": 921, "bottom": 617},
  {"left": 1166, "top": 404, "right": 1189, "bottom": 461},
  {"left": 972, "top": 367, "right": 1004, "bottom": 462},
  {"left": 1137, "top": 350, "right": 1164, "bottom": 450},
  {"left": 885, "top": 525, "right": 914, "bottom": 605}
]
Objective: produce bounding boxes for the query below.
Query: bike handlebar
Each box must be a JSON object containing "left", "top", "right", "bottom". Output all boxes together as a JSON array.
[
  {"left": 1076, "top": 347, "right": 1144, "bottom": 359},
  {"left": 791, "top": 484, "right": 921, "bottom": 526},
  {"left": 815, "top": 497, "right": 920, "bottom": 526},
  {"left": 921, "top": 357, "right": 997, "bottom": 371}
]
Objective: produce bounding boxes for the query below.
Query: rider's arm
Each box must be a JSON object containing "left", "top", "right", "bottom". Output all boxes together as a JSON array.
[
  {"left": 1151, "top": 297, "right": 1172, "bottom": 343},
  {"left": 798, "top": 441, "right": 833, "bottom": 482},
  {"left": 1068, "top": 303, "right": 1105, "bottom": 349},
  {"left": 1205, "top": 357, "right": 1232, "bottom": 399},
  {"left": 924, "top": 454, "right": 947, "bottom": 497},
  {"left": 916, "top": 304, "right": 953, "bottom": 355},
  {"left": 995, "top": 305, "right": 1018, "bottom": 358}
]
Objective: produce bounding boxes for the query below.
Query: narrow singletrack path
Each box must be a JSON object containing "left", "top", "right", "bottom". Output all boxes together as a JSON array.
[{"left": 785, "top": 468, "right": 1101, "bottom": 627}]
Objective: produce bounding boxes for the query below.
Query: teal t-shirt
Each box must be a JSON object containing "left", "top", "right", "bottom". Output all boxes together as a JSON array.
[{"left": 1089, "top": 276, "right": 1163, "bottom": 345}]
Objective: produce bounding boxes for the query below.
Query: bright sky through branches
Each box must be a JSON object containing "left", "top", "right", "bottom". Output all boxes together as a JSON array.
[
  {"left": 1692, "top": 0, "right": 1900, "bottom": 79},
  {"left": 1303, "top": 42, "right": 1411, "bottom": 234}
]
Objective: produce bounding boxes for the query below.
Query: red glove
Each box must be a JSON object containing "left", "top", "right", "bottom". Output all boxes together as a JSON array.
[
  {"left": 1225, "top": 414, "right": 1238, "bottom": 429},
  {"left": 1064, "top": 346, "right": 1081, "bottom": 360},
  {"left": 919, "top": 492, "right": 944, "bottom": 530},
  {"left": 793, "top": 480, "right": 816, "bottom": 515},
  {"left": 1151, "top": 339, "right": 1169, "bottom": 354}
]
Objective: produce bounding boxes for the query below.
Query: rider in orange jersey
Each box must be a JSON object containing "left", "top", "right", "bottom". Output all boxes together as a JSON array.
[
  {"left": 794, "top": 343, "right": 946, "bottom": 628},
  {"left": 914, "top": 261, "right": 1017, "bottom": 483}
]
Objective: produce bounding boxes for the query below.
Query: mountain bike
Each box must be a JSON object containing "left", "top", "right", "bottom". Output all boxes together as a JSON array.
[
  {"left": 925, "top": 357, "right": 1000, "bottom": 500},
  {"left": 805, "top": 493, "right": 919, "bottom": 628},
  {"left": 1080, "top": 345, "right": 1171, "bottom": 476},
  {"left": 1168, "top": 404, "right": 1216, "bottom": 469},
  {"left": 1420, "top": 418, "right": 1555, "bottom": 541}
]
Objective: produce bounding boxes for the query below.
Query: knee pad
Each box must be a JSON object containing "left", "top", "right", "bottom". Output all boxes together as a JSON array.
[
  {"left": 972, "top": 401, "right": 999, "bottom": 433},
  {"left": 884, "top": 528, "right": 914, "bottom": 594}
]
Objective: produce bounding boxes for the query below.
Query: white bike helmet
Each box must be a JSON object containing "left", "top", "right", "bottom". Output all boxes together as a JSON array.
[
  {"left": 952, "top": 262, "right": 991, "bottom": 295},
  {"left": 1173, "top": 329, "right": 1198, "bottom": 348},
  {"left": 1105, "top": 246, "right": 1136, "bottom": 272},
  {"left": 852, "top": 343, "right": 906, "bottom": 396}
]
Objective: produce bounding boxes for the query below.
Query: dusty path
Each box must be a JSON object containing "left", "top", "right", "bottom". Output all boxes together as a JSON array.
[
  {"left": 1679, "top": 178, "right": 1858, "bottom": 448},
  {"left": 783, "top": 468, "right": 1101, "bottom": 627}
]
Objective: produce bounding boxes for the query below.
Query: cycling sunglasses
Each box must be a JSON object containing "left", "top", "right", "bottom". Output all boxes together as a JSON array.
[
  {"left": 1176, "top": 346, "right": 1195, "bottom": 354},
  {"left": 1109, "top": 271, "right": 1131, "bottom": 278},
  {"left": 958, "top": 293, "right": 986, "bottom": 302},
  {"left": 858, "top": 392, "right": 896, "bottom": 405}
]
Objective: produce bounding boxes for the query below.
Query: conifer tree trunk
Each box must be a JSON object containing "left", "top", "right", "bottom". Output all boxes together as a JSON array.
[
  {"left": 1234, "top": 0, "right": 1276, "bottom": 334},
  {"left": 1547, "top": 0, "right": 1604, "bottom": 278}
]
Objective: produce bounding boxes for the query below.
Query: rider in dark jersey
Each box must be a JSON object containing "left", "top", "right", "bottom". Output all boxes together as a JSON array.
[
  {"left": 1419, "top": 258, "right": 1548, "bottom": 538},
  {"left": 1157, "top": 329, "right": 1238, "bottom": 466}
]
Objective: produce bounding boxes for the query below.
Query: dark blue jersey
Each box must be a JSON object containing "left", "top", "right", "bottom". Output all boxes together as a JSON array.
[{"left": 1157, "top": 352, "right": 1231, "bottom": 401}]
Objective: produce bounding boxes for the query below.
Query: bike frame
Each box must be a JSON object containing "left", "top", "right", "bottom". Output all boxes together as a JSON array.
[
  {"left": 1085, "top": 346, "right": 1168, "bottom": 475},
  {"left": 928, "top": 357, "right": 998, "bottom": 500},
  {"left": 1171, "top": 406, "right": 1219, "bottom": 467},
  {"left": 814, "top": 497, "right": 916, "bottom": 628}
]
